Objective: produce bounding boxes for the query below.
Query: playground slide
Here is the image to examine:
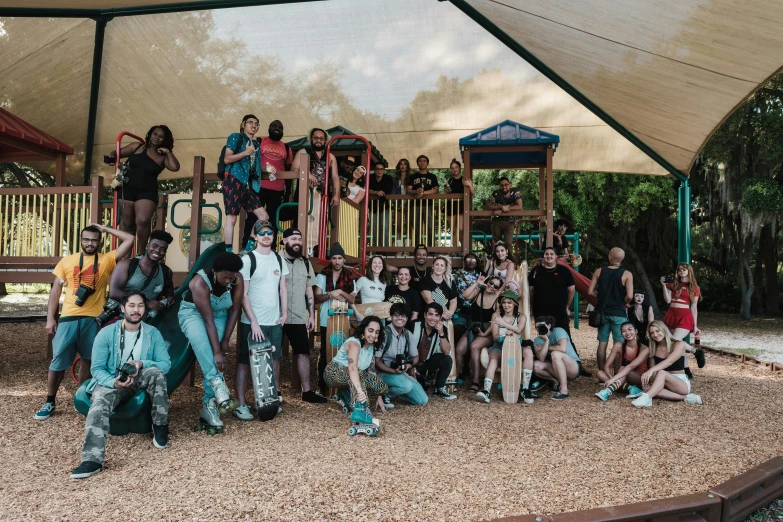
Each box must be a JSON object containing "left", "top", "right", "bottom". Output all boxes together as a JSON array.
[
  {"left": 556, "top": 258, "right": 597, "bottom": 308},
  {"left": 74, "top": 243, "right": 227, "bottom": 435}
]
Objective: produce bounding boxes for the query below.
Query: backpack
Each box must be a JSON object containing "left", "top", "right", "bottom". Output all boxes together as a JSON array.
[
  {"left": 380, "top": 325, "right": 410, "bottom": 361},
  {"left": 242, "top": 250, "right": 283, "bottom": 279}
]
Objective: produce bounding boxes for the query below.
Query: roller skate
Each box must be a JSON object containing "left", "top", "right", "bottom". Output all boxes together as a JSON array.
[
  {"left": 193, "top": 399, "right": 224, "bottom": 435},
  {"left": 347, "top": 401, "right": 380, "bottom": 437},
  {"left": 210, "top": 377, "right": 239, "bottom": 415},
  {"left": 333, "top": 388, "right": 351, "bottom": 414}
]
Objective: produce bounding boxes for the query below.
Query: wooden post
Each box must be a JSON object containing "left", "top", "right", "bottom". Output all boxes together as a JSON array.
[
  {"left": 89, "top": 175, "right": 103, "bottom": 224},
  {"left": 462, "top": 147, "right": 472, "bottom": 254},
  {"left": 297, "top": 153, "right": 310, "bottom": 238},
  {"left": 188, "top": 157, "right": 205, "bottom": 270},
  {"left": 538, "top": 166, "right": 546, "bottom": 247},
  {"left": 55, "top": 153, "right": 66, "bottom": 187},
  {"left": 155, "top": 195, "right": 166, "bottom": 230},
  {"left": 545, "top": 147, "right": 554, "bottom": 248}
]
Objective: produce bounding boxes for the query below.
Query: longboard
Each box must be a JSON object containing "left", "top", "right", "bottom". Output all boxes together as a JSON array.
[
  {"left": 248, "top": 336, "right": 279, "bottom": 421},
  {"left": 326, "top": 300, "right": 353, "bottom": 398},
  {"left": 444, "top": 319, "right": 458, "bottom": 394},
  {"left": 500, "top": 334, "right": 522, "bottom": 403},
  {"left": 306, "top": 188, "right": 322, "bottom": 257},
  {"left": 354, "top": 301, "right": 391, "bottom": 320}
]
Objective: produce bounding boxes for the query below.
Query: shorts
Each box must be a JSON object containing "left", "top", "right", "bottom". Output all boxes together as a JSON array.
[
  {"left": 451, "top": 312, "right": 468, "bottom": 327},
  {"left": 49, "top": 316, "right": 99, "bottom": 371},
  {"left": 663, "top": 307, "right": 695, "bottom": 332},
  {"left": 671, "top": 372, "right": 691, "bottom": 394},
  {"left": 490, "top": 339, "right": 504, "bottom": 352},
  {"left": 238, "top": 322, "right": 283, "bottom": 364},
  {"left": 596, "top": 314, "right": 627, "bottom": 343},
  {"left": 221, "top": 174, "right": 263, "bottom": 216},
  {"left": 283, "top": 323, "right": 311, "bottom": 355},
  {"left": 116, "top": 186, "right": 158, "bottom": 203}
]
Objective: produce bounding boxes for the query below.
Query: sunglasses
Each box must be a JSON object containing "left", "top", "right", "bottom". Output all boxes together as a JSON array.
[
  {"left": 489, "top": 282, "right": 502, "bottom": 289},
  {"left": 255, "top": 229, "right": 274, "bottom": 237}
]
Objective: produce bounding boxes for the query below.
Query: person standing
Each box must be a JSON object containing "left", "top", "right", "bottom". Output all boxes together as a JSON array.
[
  {"left": 35, "top": 223, "right": 135, "bottom": 421},
  {"left": 392, "top": 158, "right": 411, "bottom": 195},
  {"left": 368, "top": 162, "right": 393, "bottom": 246},
  {"left": 552, "top": 219, "right": 570, "bottom": 257},
  {"left": 406, "top": 155, "right": 439, "bottom": 245},
  {"left": 587, "top": 247, "right": 634, "bottom": 372},
  {"left": 528, "top": 247, "right": 576, "bottom": 343},
  {"left": 486, "top": 177, "right": 522, "bottom": 255},
  {"left": 234, "top": 221, "right": 288, "bottom": 420},
  {"left": 661, "top": 262, "right": 705, "bottom": 377},
  {"left": 444, "top": 158, "right": 474, "bottom": 241}
]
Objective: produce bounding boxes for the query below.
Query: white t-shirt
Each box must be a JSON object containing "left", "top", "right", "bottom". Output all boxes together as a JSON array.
[
  {"left": 353, "top": 276, "right": 386, "bottom": 304},
  {"left": 240, "top": 250, "right": 289, "bottom": 325},
  {"left": 119, "top": 327, "right": 141, "bottom": 363}
]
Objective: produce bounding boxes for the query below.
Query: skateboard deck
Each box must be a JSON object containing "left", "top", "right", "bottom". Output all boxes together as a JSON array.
[
  {"left": 444, "top": 319, "right": 457, "bottom": 394},
  {"left": 500, "top": 334, "right": 522, "bottom": 403},
  {"left": 353, "top": 301, "right": 391, "bottom": 320},
  {"left": 306, "top": 188, "right": 323, "bottom": 257},
  {"left": 326, "top": 300, "right": 353, "bottom": 397},
  {"left": 519, "top": 261, "right": 532, "bottom": 340},
  {"left": 248, "top": 336, "right": 279, "bottom": 422}
]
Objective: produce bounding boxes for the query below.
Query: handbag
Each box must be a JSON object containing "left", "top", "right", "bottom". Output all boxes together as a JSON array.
[{"left": 589, "top": 267, "right": 622, "bottom": 328}]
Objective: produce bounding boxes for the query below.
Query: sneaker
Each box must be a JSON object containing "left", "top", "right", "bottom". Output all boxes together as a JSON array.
[
  {"left": 152, "top": 424, "right": 169, "bottom": 449},
  {"left": 684, "top": 393, "right": 703, "bottom": 405},
  {"left": 695, "top": 349, "right": 706, "bottom": 368},
  {"left": 302, "top": 390, "right": 328, "bottom": 404},
  {"left": 595, "top": 388, "right": 612, "bottom": 402},
  {"left": 684, "top": 367, "right": 694, "bottom": 380},
  {"left": 530, "top": 380, "right": 547, "bottom": 393},
  {"left": 529, "top": 389, "right": 542, "bottom": 400},
  {"left": 552, "top": 383, "right": 561, "bottom": 393},
  {"left": 71, "top": 461, "right": 102, "bottom": 479},
  {"left": 34, "top": 401, "right": 55, "bottom": 421},
  {"left": 551, "top": 391, "right": 570, "bottom": 401},
  {"left": 382, "top": 395, "right": 395, "bottom": 409},
  {"left": 626, "top": 385, "right": 644, "bottom": 399},
  {"left": 521, "top": 389, "right": 534, "bottom": 404},
  {"left": 632, "top": 392, "right": 653, "bottom": 408},
  {"left": 233, "top": 405, "right": 254, "bottom": 421},
  {"left": 434, "top": 387, "right": 457, "bottom": 400},
  {"left": 278, "top": 392, "right": 284, "bottom": 404},
  {"left": 476, "top": 389, "right": 490, "bottom": 403}
]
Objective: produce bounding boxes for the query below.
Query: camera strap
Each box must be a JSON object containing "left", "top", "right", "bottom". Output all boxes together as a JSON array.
[
  {"left": 78, "top": 252, "right": 100, "bottom": 289},
  {"left": 119, "top": 320, "right": 142, "bottom": 364}
]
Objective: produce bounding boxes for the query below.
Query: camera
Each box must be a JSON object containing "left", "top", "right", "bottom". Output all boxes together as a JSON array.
[
  {"left": 74, "top": 284, "right": 95, "bottom": 307},
  {"left": 536, "top": 324, "right": 550, "bottom": 336},
  {"left": 663, "top": 275, "right": 675, "bottom": 283},
  {"left": 118, "top": 362, "right": 138, "bottom": 383},
  {"left": 469, "top": 322, "right": 483, "bottom": 336},
  {"left": 95, "top": 299, "right": 121, "bottom": 326},
  {"left": 390, "top": 354, "right": 413, "bottom": 372}
]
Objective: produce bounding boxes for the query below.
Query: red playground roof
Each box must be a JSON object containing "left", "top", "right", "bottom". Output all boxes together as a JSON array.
[{"left": 0, "top": 108, "right": 74, "bottom": 159}]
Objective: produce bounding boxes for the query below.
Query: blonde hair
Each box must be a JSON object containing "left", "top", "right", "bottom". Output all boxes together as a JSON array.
[
  {"left": 433, "top": 256, "right": 452, "bottom": 287},
  {"left": 674, "top": 263, "right": 701, "bottom": 303},
  {"left": 647, "top": 320, "right": 675, "bottom": 355}
]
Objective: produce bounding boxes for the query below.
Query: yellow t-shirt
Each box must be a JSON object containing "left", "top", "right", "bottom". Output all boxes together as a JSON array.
[{"left": 53, "top": 251, "right": 118, "bottom": 318}]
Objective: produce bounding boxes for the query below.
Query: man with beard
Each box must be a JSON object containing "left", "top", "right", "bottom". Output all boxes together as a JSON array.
[
  {"left": 106, "top": 230, "right": 175, "bottom": 324},
  {"left": 452, "top": 252, "right": 482, "bottom": 343},
  {"left": 242, "top": 119, "right": 293, "bottom": 248},
  {"left": 280, "top": 227, "right": 326, "bottom": 403},
  {"left": 35, "top": 223, "right": 135, "bottom": 421},
  {"left": 486, "top": 177, "right": 522, "bottom": 255},
  {"left": 338, "top": 156, "right": 356, "bottom": 199},
  {"left": 406, "top": 244, "right": 431, "bottom": 291},
  {"left": 70, "top": 292, "right": 171, "bottom": 479}
]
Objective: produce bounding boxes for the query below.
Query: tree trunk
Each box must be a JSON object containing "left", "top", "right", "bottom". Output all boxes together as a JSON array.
[
  {"left": 751, "top": 236, "right": 765, "bottom": 315},
  {"left": 0, "top": 283, "right": 6, "bottom": 296},
  {"left": 762, "top": 223, "right": 780, "bottom": 315},
  {"left": 737, "top": 238, "right": 754, "bottom": 320}
]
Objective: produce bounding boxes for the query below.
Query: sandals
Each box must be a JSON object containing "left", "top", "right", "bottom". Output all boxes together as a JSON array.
[{"left": 469, "top": 382, "right": 480, "bottom": 393}]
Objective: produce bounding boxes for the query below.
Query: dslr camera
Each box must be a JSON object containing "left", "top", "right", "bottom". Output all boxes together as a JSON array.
[
  {"left": 95, "top": 299, "right": 121, "bottom": 326},
  {"left": 74, "top": 284, "right": 95, "bottom": 307},
  {"left": 536, "top": 323, "right": 550, "bottom": 336},
  {"left": 663, "top": 275, "right": 675, "bottom": 283},
  {"left": 390, "top": 354, "right": 413, "bottom": 372},
  {"left": 469, "top": 322, "right": 483, "bottom": 336},
  {"left": 117, "top": 362, "right": 138, "bottom": 383}
]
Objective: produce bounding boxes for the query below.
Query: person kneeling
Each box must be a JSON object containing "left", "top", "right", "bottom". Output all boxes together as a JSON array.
[
  {"left": 412, "top": 303, "right": 457, "bottom": 400},
  {"left": 532, "top": 316, "right": 581, "bottom": 401},
  {"left": 71, "top": 292, "right": 171, "bottom": 479},
  {"left": 374, "top": 304, "right": 428, "bottom": 408}
]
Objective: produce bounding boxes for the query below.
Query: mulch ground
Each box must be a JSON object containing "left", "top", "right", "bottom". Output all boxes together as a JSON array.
[{"left": 1, "top": 321, "right": 781, "bottom": 521}]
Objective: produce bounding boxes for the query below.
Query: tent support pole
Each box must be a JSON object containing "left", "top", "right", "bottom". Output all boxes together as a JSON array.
[
  {"left": 83, "top": 16, "right": 110, "bottom": 186},
  {"left": 677, "top": 178, "right": 691, "bottom": 264}
]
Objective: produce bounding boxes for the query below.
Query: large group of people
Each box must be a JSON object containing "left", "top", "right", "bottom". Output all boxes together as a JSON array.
[{"left": 35, "top": 120, "right": 706, "bottom": 479}]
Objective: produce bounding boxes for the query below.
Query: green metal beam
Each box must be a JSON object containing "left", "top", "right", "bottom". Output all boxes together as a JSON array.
[
  {"left": 448, "top": 0, "right": 688, "bottom": 182},
  {"left": 677, "top": 178, "right": 692, "bottom": 263},
  {"left": 0, "top": 0, "right": 322, "bottom": 18},
  {"left": 83, "top": 16, "right": 109, "bottom": 186}
]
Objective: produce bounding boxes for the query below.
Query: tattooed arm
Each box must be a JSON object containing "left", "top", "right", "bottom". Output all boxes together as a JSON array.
[
  {"left": 305, "top": 285, "right": 315, "bottom": 333},
  {"left": 345, "top": 340, "right": 367, "bottom": 403}
]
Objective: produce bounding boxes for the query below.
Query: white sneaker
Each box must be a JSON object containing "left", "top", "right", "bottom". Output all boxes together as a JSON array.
[
  {"left": 684, "top": 393, "right": 703, "bottom": 405},
  {"left": 233, "top": 405, "right": 254, "bottom": 421},
  {"left": 632, "top": 392, "right": 653, "bottom": 408},
  {"left": 476, "top": 389, "right": 490, "bottom": 404},
  {"left": 382, "top": 395, "right": 395, "bottom": 409}
]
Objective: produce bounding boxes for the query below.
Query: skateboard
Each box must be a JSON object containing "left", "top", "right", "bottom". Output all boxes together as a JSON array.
[
  {"left": 500, "top": 333, "right": 523, "bottom": 404},
  {"left": 444, "top": 319, "right": 458, "bottom": 394},
  {"left": 248, "top": 335, "right": 279, "bottom": 422},
  {"left": 326, "top": 300, "right": 353, "bottom": 397},
  {"left": 306, "top": 188, "right": 322, "bottom": 257},
  {"left": 353, "top": 301, "right": 392, "bottom": 320},
  {"left": 519, "top": 261, "right": 532, "bottom": 340}
]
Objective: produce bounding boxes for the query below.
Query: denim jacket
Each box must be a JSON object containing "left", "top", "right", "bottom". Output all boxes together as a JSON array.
[{"left": 87, "top": 321, "right": 171, "bottom": 392}]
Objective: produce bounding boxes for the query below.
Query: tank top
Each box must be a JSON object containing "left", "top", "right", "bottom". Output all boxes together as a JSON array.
[
  {"left": 653, "top": 354, "right": 686, "bottom": 371},
  {"left": 498, "top": 314, "right": 519, "bottom": 338},
  {"left": 126, "top": 146, "right": 164, "bottom": 191},
  {"left": 622, "top": 342, "right": 648, "bottom": 373},
  {"left": 469, "top": 291, "right": 495, "bottom": 323},
  {"left": 597, "top": 266, "right": 628, "bottom": 317},
  {"left": 332, "top": 336, "right": 374, "bottom": 370},
  {"left": 125, "top": 257, "right": 165, "bottom": 301}
]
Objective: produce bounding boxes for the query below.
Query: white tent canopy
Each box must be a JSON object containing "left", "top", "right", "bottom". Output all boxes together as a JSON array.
[{"left": 1, "top": 0, "right": 781, "bottom": 183}]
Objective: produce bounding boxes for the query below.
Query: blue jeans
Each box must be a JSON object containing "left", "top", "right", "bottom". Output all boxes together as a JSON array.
[
  {"left": 596, "top": 314, "right": 627, "bottom": 343},
  {"left": 378, "top": 372, "right": 428, "bottom": 405},
  {"left": 179, "top": 303, "right": 227, "bottom": 404}
]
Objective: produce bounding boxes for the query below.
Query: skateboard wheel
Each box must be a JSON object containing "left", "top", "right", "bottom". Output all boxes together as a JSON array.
[
  {"left": 327, "top": 309, "right": 335, "bottom": 316},
  {"left": 348, "top": 426, "right": 357, "bottom": 436},
  {"left": 347, "top": 309, "right": 354, "bottom": 316},
  {"left": 342, "top": 406, "right": 349, "bottom": 414},
  {"left": 497, "top": 383, "right": 502, "bottom": 391},
  {"left": 369, "top": 428, "right": 378, "bottom": 437}
]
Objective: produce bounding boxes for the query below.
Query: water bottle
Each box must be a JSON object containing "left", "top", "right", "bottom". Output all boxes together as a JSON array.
[{"left": 147, "top": 297, "right": 170, "bottom": 319}]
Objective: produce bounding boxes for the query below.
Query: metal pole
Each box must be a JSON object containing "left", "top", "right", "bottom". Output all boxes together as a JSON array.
[
  {"left": 573, "top": 232, "right": 579, "bottom": 330},
  {"left": 82, "top": 16, "right": 110, "bottom": 185},
  {"left": 677, "top": 178, "right": 692, "bottom": 264}
]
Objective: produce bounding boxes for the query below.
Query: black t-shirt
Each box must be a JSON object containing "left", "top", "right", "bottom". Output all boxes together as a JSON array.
[
  {"left": 406, "top": 266, "right": 431, "bottom": 291},
  {"left": 554, "top": 234, "right": 570, "bottom": 255},
  {"left": 385, "top": 284, "right": 422, "bottom": 330},
  {"left": 369, "top": 174, "right": 394, "bottom": 195},
  {"left": 407, "top": 172, "right": 439, "bottom": 193},
  {"left": 419, "top": 275, "right": 458, "bottom": 313},
  {"left": 445, "top": 176, "right": 465, "bottom": 194},
  {"left": 528, "top": 264, "right": 575, "bottom": 319}
]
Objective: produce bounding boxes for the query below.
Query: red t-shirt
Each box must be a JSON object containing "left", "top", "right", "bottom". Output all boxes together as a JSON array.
[
  {"left": 259, "top": 137, "right": 292, "bottom": 192},
  {"left": 666, "top": 282, "right": 700, "bottom": 305}
]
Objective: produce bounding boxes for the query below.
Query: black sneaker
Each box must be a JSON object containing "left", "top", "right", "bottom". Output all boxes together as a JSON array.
[
  {"left": 521, "top": 389, "right": 534, "bottom": 404},
  {"left": 434, "top": 387, "right": 457, "bottom": 400},
  {"left": 302, "top": 390, "right": 328, "bottom": 404},
  {"left": 551, "top": 391, "right": 570, "bottom": 401},
  {"left": 530, "top": 380, "right": 548, "bottom": 393},
  {"left": 695, "top": 349, "right": 706, "bottom": 368},
  {"left": 152, "top": 424, "right": 168, "bottom": 449},
  {"left": 71, "top": 461, "right": 102, "bottom": 479},
  {"left": 685, "top": 367, "right": 694, "bottom": 380},
  {"left": 529, "top": 389, "right": 542, "bottom": 400},
  {"left": 552, "top": 382, "right": 561, "bottom": 393}
]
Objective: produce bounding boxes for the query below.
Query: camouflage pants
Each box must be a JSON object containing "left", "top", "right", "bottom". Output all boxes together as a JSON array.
[
  {"left": 81, "top": 367, "right": 169, "bottom": 464},
  {"left": 324, "top": 362, "right": 388, "bottom": 407}
]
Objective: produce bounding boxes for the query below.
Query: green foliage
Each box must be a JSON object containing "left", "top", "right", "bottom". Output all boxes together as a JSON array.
[{"left": 741, "top": 178, "right": 783, "bottom": 213}]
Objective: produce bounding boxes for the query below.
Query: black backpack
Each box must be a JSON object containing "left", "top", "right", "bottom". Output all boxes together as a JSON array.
[
  {"left": 127, "top": 256, "right": 171, "bottom": 297},
  {"left": 218, "top": 133, "right": 251, "bottom": 181}
]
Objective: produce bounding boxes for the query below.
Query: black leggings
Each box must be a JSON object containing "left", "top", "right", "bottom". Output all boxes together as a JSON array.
[{"left": 416, "top": 353, "right": 453, "bottom": 389}]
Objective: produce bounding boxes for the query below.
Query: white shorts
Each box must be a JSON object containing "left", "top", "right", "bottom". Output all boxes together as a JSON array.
[{"left": 671, "top": 372, "right": 691, "bottom": 394}]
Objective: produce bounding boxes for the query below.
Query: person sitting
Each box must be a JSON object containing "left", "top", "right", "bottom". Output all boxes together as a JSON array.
[
  {"left": 452, "top": 252, "right": 482, "bottom": 356},
  {"left": 631, "top": 321, "right": 702, "bottom": 407},
  {"left": 106, "top": 229, "right": 175, "bottom": 325},
  {"left": 406, "top": 244, "right": 432, "bottom": 291},
  {"left": 484, "top": 241, "right": 517, "bottom": 293},
  {"left": 384, "top": 267, "right": 421, "bottom": 330},
  {"left": 70, "top": 292, "right": 171, "bottom": 479},
  {"left": 595, "top": 322, "right": 648, "bottom": 401},
  {"left": 628, "top": 289, "right": 654, "bottom": 348},
  {"left": 532, "top": 315, "right": 581, "bottom": 401},
  {"left": 419, "top": 256, "right": 458, "bottom": 321},
  {"left": 346, "top": 165, "right": 366, "bottom": 203},
  {"left": 455, "top": 274, "right": 502, "bottom": 393},
  {"left": 476, "top": 291, "right": 528, "bottom": 404},
  {"left": 352, "top": 255, "right": 391, "bottom": 321},
  {"left": 323, "top": 316, "right": 389, "bottom": 420},
  {"left": 552, "top": 219, "right": 570, "bottom": 257},
  {"left": 411, "top": 302, "right": 457, "bottom": 400},
  {"left": 374, "top": 303, "right": 428, "bottom": 408}
]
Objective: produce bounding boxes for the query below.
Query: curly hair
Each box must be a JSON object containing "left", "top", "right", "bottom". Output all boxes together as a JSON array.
[
  {"left": 365, "top": 255, "right": 392, "bottom": 285},
  {"left": 145, "top": 125, "right": 174, "bottom": 151},
  {"left": 354, "top": 316, "right": 386, "bottom": 348}
]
